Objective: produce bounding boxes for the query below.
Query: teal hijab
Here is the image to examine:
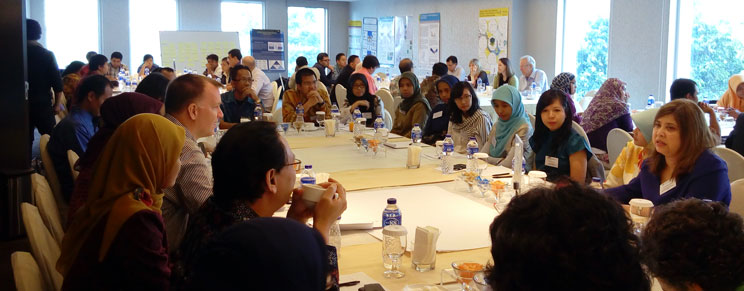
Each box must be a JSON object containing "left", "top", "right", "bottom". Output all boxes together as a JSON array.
[
  {"left": 489, "top": 85, "right": 532, "bottom": 157},
  {"left": 398, "top": 72, "right": 431, "bottom": 112}
]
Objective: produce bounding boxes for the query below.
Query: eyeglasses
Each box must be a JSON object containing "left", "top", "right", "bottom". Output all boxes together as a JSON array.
[
  {"left": 353, "top": 84, "right": 366, "bottom": 89},
  {"left": 233, "top": 78, "right": 253, "bottom": 83},
  {"left": 287, "top": 159, "right": 302, "bottom": 172}
]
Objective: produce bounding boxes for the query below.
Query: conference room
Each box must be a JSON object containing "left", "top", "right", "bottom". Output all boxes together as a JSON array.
[{"left": 2, "top": 0, "right": 744, "bottom": 290}]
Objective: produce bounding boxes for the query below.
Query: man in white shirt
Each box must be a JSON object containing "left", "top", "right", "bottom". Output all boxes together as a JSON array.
[
  {"left": 242, "top": 56, "right": 274, "bottom": 111},
  {"left": 203, "top": 54, "right": 222, "bottom": 80},
  {"left": 518, "top": 55, "right": 548, "bottom": 94},
  {"left": 446, "top": 55, "right": 466, "bottom": 81}
]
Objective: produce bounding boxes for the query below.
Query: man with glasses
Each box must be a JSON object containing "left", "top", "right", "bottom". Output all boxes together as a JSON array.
[
  {"left": 219, "top": 65, "right": 258, "bottom": 129},
  {"left": 518, "top": 55, "right": 548, "bottom": 94},
  {"left": 282, "top": 67, "right": 331, "bottom": 122}
]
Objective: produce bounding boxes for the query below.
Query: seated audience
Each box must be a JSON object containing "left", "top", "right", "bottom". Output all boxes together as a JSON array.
[
  {"left": 313, "top": 52, "right": 334, "bottom": 89},
  {"left": 175, "top": 121, "right": 346, "bottom": 289},
  {"left": 334, "top": 54, "right": 360, "bottom": 92},
  {"left": 241, "top": 56, "right": 274, "bottom": 111},
  {"left": 486, "top": 183, "right": 650, "bottom": 290},
  {"left": 137, "top": 54, "right": 160, "bottom": 77},
  {"left": 641, "top": 199, "right": 744, "bottom": 291},
  {"left": 344, "top": 74, "right": 381, "bottom": 127},
  {"left": 420, "top": 62, "right": 449, "bottom": 107},
  {"left": 605, "top": 99, "right": 731, "bottom": 206},
  {"left": 162, "top": 74, "right": 223, "bottom": 252},
  {"left": 446, "top": 55, "right": 466, "bottom": 80},
  {"left": 669, "top": 78, "right": 720, "bottom": 137},
  {"left": 717, "top": 73, "right": 744, "bottom": 113},
  {"left": 184, "top": 218, "right": 331, "bottom": 291},
  {"left": 529, "top": 89, "right": 592, "bottom": 183},
  {"left": 447, "top": 82, "right": 492, "bottom": 153},
  {"left": 331, "top": 53, "right": 346, "bottom": 81},
  {"left": 389, "top": 58, "right": 413, "bottom": 98},
  {"left": 391, "top": 72, "right": 431, "bottom": 138},
  {"left": 85, "top": 54, "right": 108, "bottom": 77},
  {"left": 283, "top": 68, "right": 331, "bottom": 122},
  {"left": 482, "top": 85, "right": 533, "bottom": 167},
  {"left": 135, "top": 72, "right": 171, "bottom": 102},
  {"left": 353, "top": 55, "right": 380, "bottom": 95},
  {"left": 422, "top": 75, "right": 458, "bottom": 145},
  {"left": 550, "top": 72, "right": 582, "bottom": 123},
  {"left": 61, "top": 72, "right": 81, "bottom": 109},
  {"left": 466, "top": 58, "right": 489, "bottom": 87},
  {"left": 203, "top": 54, "right": 222, "bottom": 80},
  {"left": 106, "top": 51, "right": 128, "bottom": 81},
  {"left": 494, "top": 57, "right": 518, "bottom": 88},
  {"left": 68, "top": 93, "right": 164, "bottom": 222},
  {"left": 219, "top": 57, "right": 229, "bottom": 84},
  {"left": 219, "top": 65, "right": 258, "bottom": 128},
  {"left": 62, "top": 61, "right": 85, "bottom": 77},
  {"left": 604, "top": 108, "right": 658, "bottom": 188},
  {"left": 581, "top": 78, "right": 633, "bottom": 152},
  {"left": 152, "top": 67, "right": 176, "bottom": 81},
  {"left": 518, "top": 55, "right": 548, "bottom": 94},
  {"left": 78, "top": 51, "right": 97, "bottom": 76},
  {"left": 726, "top": 111, "right": 744, "bottom": 156},
  {"left": 57, "top": 114, "right": 184, "bottom": 290},
  {"left": 227, "top": 49, "right": 241, "bottom": 71},
  {"left": 48, "top": 75, "right": 112, "bottom": 202},
  {"left": 295, "top": 56, "right": 308, "bottom": 71}
]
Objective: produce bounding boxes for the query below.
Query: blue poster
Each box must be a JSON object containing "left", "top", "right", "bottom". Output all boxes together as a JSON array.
[{"left": 250, "top": 29, "right": 286, "bottom": 72}]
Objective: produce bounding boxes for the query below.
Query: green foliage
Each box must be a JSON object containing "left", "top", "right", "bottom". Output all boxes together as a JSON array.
[
  {"left": 287, "top": 8, "right": 324, "bottom": 74},
  {"left": 576, "top": 18, "right": 609, "bottom": 97},
  {"left": 690, "top": 20, "right": 744, "bottom": 100}
]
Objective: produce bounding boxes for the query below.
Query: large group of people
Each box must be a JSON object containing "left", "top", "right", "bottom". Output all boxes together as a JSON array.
[{"left": 20, "top": 14, "right": 744, "bottom": 290}]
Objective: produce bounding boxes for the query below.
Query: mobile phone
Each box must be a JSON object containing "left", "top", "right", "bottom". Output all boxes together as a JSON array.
[
  {"left": 358, "top": 283, "right": 385, "bottom": 291},
  {"left": 453, "top": 163, "right": 466, "bottom": 171}
]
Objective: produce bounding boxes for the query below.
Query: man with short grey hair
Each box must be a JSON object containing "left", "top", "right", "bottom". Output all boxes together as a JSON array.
[
  {"left": 242, "top": 56, "right": 274, "bottom": 111},
  {"left": 519, "top": 55, "right": 548, "bottom": 94}
]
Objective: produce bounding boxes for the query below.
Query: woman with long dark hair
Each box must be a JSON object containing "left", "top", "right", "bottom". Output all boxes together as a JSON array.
[
  {"left": 447, "top": 82, "right": 491, "bottom": 153},
  {"left": 494, "top": 58, "right": 518, "bottom": 88}
]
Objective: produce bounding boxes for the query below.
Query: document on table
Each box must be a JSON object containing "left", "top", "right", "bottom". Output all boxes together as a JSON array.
[{"left": 341, "top": 185, "right": 498, "bottom": 251}]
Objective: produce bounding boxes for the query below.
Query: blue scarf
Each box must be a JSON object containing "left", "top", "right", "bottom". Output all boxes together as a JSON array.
[{"left": 489, "top": 85, "right": 532, "bottom": 157}]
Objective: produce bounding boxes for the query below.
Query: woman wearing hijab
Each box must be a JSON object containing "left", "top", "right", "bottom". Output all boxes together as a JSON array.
[
  {"left": 344, "top": 73, "right": 382, "bottom": 127},
  {"left": 604, "top": 109, "right": 658, "bottom": 188},
  {"left": 580, "top": 78, "right": 633, "bottom": 152},
  {"left": 392, "top": 72, "right": 432, "bottom": 137},
  {"left": 481, "top": 85, "right": 533, "bottom": 167},
  {"left": 184, "top": 218, "right": 329, "bottom": 291},
  {"left": 550, "top": 72, "right": 582, "bottom": 123},
  {"left": 57, "top": 114, "right": 184, "bottom": 290},
  {"left": 447, "top": 82, "right": 492, "bottom": 153},
  {"left": 717, "top": 74, "right": 744, "bottom": 115},
  {"left": 67, "top": 93, "right": 165, "bottom": 222},
  {"left": 422, "top": 75, "right": 459, "bottom": 145},
  {"left": 467, "top": 58, "right": 489, "bottom": 87}
]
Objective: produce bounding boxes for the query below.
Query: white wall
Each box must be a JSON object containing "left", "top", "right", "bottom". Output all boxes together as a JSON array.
[{"left": 26, "top": 0, "right": 350, "bottom": 80}]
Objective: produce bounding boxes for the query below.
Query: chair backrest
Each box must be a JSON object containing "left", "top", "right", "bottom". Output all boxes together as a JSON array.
[
  {"left": 572, "top": 121, "right": 591, "bottom": 147},
  {"left": 270, "top": 81, "right": 280, "bottom": 113},
  {"left": 39, "top": 134, "right": 67, "bottom": 215},
  {"left": 730, "top": 179, "right": 744, "bottom": 218},
  {"left": 11, "top": 251, "right": 46, "bottom": 291},
  {"left": 376, "top": 89, "right": 396, "bottom": 123},
  {"left": 32, "top": 173, "right": 65, "bottom": 245},
  {"left": 383, "top": 109, "right": 393, "bottom": 130},
  {"left": 607, "top": 128, "right": 633, "bottom": 167},
  {"left": 21, "top": 203, "right": 63, "bottom": 291},
  {"left": 335, "top": 84, "right": 347, "bottom": 107},
  {"left": 712, "top": 147, "right": 744, "bottom": 182},
  {"left": 66, "top": 150, "right": 79, "bottom": 180},
  {"left": 528, "top": 113, "right": 535, "bottom": 128}
]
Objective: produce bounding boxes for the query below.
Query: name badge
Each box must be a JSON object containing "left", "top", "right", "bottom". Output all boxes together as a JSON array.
[
  {"left": 362, "top": 112, "right": 373, "bottom": 119},
  {"left": 659, "top": 179, "right": 676, "bottom": 195},
  {"left": 545, "top": 156, "right": 559, "bottom": 168},
  {"left": 433, "top": 111, "right": 443, "bottom": 119}
]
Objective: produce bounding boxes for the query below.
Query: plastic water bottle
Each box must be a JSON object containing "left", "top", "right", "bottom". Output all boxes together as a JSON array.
[
  {"left": 477, "top": 78, "right": 483, "bottom": 91},
  {"left": 331, "top": 103, "right": 341, "bottom": 133},
  {"left": 441, "top": 135, "right": 455, "bottom": 174},
  {"left": 382, "top": 198, "right": 402, "bottom": 227},
  {"left": 353, "top": 108, "right": 363, "bottom": 120},
  {"left": 466, "top": 137, "right": 479, "bottom": 173},
  {"left": 646, "top": 95, "right": 655, "bottom": 109},
  {"left": 512, "top": 136, "right": 524, "bottom": 195},
  {"left": 131, "top": 77, "right": 138, "bottom": 91},
  {"left": 300, "top": 165, "right": 316, "bottom": 184},
  {"left": 591, "top": 177, "right": 605, "bottom": 189},
  {"left": 411, "top": 123, "right": 422, "bottom": 145},
  {"left": 254, "top": 105, "right": 263, "bottom": 121},
  {"left": 531, "top": 81, "right": 537, "bottom": 98},
  {"left": 144, "top": 67, "right": 150, "bottom": 76},
  {"left": 183, "top": 68, "right": 188, "bottom": 76},
  {"left": 374, "top": 115, "right": 385, "bottom": 131},
  {"left": 329, "top": 217, "right": 342, "bottom": 250},
  {"left": 295, "top": 103, "right": 305, "bottom": 132}
]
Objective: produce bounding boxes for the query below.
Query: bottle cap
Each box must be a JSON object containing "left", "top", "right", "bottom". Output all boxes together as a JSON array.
[
  {"left": 414, "top": 123, "right": 420, "bottom": 126},
  {"left": 469, "top": 137, "right": 476, "bottom": 140},
  {"left": 304, "top": 165, "right": 312, "bottom": 169},
  {"left": 387, "top": 198, "right": 397, "bottom": 204},
  {"left": 445, "top": 134, "right": 452, "bottom": 138},
  {"left": 591, "top": 177, "right": 602, "bottom": 182}
]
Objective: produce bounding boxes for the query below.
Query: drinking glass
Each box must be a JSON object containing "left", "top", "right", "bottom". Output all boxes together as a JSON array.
[
  {"left": 293, "top": 119, "right": 304, "bottom": 135},
  {"left": 441, "top": 260, "right": 485, "bottom": 290},
  {"left": 316, "top": 111, "right": 326, "bottom": 128},
  {"left": 382, "top": 225, "right": 407, "bottom": 279},
  {"left": 279, "top": 123, "right": 290, "bottom": 135}
]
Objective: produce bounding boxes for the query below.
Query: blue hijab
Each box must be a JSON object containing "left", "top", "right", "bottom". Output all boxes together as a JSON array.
[{"left": 490, "top": 85, "right": 532, "bottom": 157}]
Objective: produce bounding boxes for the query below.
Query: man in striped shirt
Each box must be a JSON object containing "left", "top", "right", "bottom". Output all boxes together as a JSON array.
[{"left": 162, "top": 74, "right": 224, "bottom": 252}]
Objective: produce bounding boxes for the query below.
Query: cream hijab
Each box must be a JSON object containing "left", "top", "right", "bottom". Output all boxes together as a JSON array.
[{"left": 716, "top": 74, "right": 744, "bottom": 111}]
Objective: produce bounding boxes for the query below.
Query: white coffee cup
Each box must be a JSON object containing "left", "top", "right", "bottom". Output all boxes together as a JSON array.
[{"left": 302, "top": 184, "right": 326, "bottom": 207}]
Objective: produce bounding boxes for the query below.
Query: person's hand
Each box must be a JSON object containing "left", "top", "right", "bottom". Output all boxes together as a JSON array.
[
  {"left": 698, "top": 102, "right": 714, "bottom": 114},
  {"left": 312, "top": 180, "right": 347, "bottom": 242},
  {"left": 225, "top": 84, "right": 233, "bottom": 91},
  {"left": 352, "top": 100, "right": 370, "bottom": 111},
  {"left": 53, "top": 102, "right": 64, "bottom": 114},
  {"left": 727, "top": 108, "right": 741, "bottom": 119},
  {"left": 306, "top": 90, "right": 322, "bottom": 106},
  {"left": 287, "top": 188, "right": 313, "bottom": 223},
  {"left": 246, "top": 87, "right": 259, "bottom": 102}
]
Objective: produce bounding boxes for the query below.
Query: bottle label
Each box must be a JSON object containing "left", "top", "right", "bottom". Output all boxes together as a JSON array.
[
  {"left": 300, "top": 177, "right": 316, "bottom": 184},
  {"left": 443, "top": 144, "right": 454, "bottom": 152},
  {"left": 382, "top": 211, "right": 401, "bottom": 226},
  {"left": 467, "top": 146, "right": 479, "bottom": 155}
]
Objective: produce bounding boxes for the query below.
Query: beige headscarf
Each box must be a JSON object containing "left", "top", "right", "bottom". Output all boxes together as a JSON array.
[{"left": 716, "top": 74, "right": 744, "bottom": 111}]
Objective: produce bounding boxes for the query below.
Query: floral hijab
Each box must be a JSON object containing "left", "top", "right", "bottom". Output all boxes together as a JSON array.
[{"left": 580, "top": 78, "right": 630, "bottom": 133}]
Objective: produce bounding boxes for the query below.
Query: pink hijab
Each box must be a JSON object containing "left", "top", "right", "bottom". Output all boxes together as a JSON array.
[{"left": 580, "top": 78, "right": 630, "bottom": 134}]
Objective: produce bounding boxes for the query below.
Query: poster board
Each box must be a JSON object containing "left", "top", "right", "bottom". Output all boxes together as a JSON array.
[
  {"left": 250, "top": 29, "right": 286, "bottom": 72},
  {"left": 478, "top": 8, "right": 509, "bottom": 75},
  {"left": 348, "top": 20, "right": 362, "bottom": 57},
  {"left": 377, "top": 16, "right": 395, "bottom": 66},
  {"left": 159, "top": 31, "right": 240, "bottom": 72},
  {"left": 362, "top": 17, "right": 378, "bottom": 56},
  {"left": 418, "top": 13, "right": 441, "bottom": 71},
  {"left": 394, "top": 16, "right": 414, "bottom": 65}
]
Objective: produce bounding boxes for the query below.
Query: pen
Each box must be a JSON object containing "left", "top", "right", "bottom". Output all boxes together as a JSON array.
[{"left": 338, "top": 280, "right": 360, "bottom": 287}]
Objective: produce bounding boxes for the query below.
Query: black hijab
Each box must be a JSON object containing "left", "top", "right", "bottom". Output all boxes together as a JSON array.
[{"left": 346, "top": 73, "right": 377, "bottom": 115}]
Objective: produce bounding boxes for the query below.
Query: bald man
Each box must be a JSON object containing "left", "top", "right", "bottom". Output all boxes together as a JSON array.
[{"left": 242, "top": 56, "right": 274, "bottom": 111}]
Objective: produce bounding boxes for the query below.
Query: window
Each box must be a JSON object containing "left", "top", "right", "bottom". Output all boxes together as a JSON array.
[
  {"left": 129, "top": 0, "right": 178, "bottom": 71},
  {"left": 559, "top": 0, "right": 611, "bottom": 97},
  {"left": 673, "top": 0, "right": 744, "bottom": 101},
  {"left": 44, "top": 0, "right": 99, "bottom": 68},
  {"left": 287, "top": 7, "right": 327, "bottom": 74},
  {"left": 221, "top": 1, "right": 264, "bottom": 54}
]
